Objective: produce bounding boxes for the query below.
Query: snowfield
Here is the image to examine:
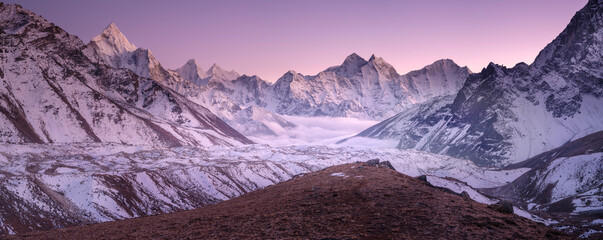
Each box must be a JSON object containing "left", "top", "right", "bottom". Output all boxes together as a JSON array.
[{"left": 0, "top": 143, "right": 528, "bottom": 234}]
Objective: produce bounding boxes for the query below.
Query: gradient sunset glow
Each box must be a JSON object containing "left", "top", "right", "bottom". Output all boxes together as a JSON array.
[{"left": 7, "top": 0, "right": 587, "bottom": 82}]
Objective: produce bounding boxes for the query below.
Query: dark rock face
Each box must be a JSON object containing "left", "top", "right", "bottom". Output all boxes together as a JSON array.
[
  {"left": 365, "top": 159, "right": 380, "bottom": 166},
  {"left": 417, "top": 175, "right": 428, "bottom": 183},
  {"left": 378, "top": 161, "right": 396, "bottom": 170},
  {"left": 488, "top": 200, "right": 514, "bottom": 214},
  {"left": 363, "top": 159, "right": 396, "bottom": 171},
  {"left": 460, "top": 191, "right": 471, "bottom": 199}
]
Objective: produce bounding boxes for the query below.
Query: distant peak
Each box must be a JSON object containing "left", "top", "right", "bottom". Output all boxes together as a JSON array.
[
  {"left": 208, "top": 63, "right": 222, "bottom": 72},
  {"left": 342, "top": 53, "right": 368, "bottom": 67},
  {"left": 206, "top": 64, "right": 240, "bottom": 81},
  {"left": 433, "top": 58, "right": 453, "bottom": 64},
  {"left": 480, "top": 62, "right": 506, "bottom": 77},
  {"left": 183, "top": 58, "right": 199, "bottom": 68},
  {"left": 366, "top": 55, "right": 399, "bottom": 79},
  {"left": 106, "top": 22, "right": 118, "bottom": 30},
  {"left": 101, "top": 22, "right": 124, "bottom": 38},
  {"left": 344, "top": 53, "right": 365, "bottom": 63},
  {"left": 369, "top": 54, "right": 377, "bottom": 61},
  {"left": 235, "top": 74, "right": 263, "bottom": 83},
  {"left": 176, "top": 58, "right": 208, "bottom": 84},
  {"left": 91, "top": 21, "right": 137, "bottom": 53},
  {"left": 327, "top": 53, "right": 369, "bottom": 76},
  {"left": 421, "top": 59, "right": 464, "bottom": 70},
  {"left": 367, "top": 54, "right": 389, "bottom": 65},
  {"left": 186, "top": 58, "right": 197, "bottom": 65},
  {"left": 178, "top": 58, "right": 201, "bottom": 71},
  {"left": 278, "top": 70, "right": 300, "bottom": 82}
]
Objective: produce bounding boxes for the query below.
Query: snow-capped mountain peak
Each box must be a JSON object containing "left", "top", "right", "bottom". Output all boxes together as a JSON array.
[
  {"left": 326, "top": 53, "right": 369, "bottom": 77},
  {"left": 397, "top": 58, "right": 471, "bottom": 102},
  {"left": 324, "top": 53, "right": 400, "bottom": 80},
  {"left": 183, "top": 58, "right": 200, "bottom": 69},
  {"left": 207, "top": 63, "right": 224, "bottom": 75},
  {"left": 430, "top": 59, "right": 470, "bottom": 71},
  {"left": 367, "top": 54, "right": 400, "bottom": 80},
  {"left": 206, "top": 63, "right": 241, "bottom": 82},
  {"left": 286, "top": 70, "right": 298, "bottom": 75},
  {"left": 90, "top": 22, "right": 137, "bottom": 57},
  {"left": 176, "top": 58, "right": 208, "bottom": 85},
  {"left": 368, "top": 54, "right": 377, "bottom": 61},
  {"left": 270, "top": 53, "right": 471, "bottom": 120},
  {"left": 343, "top": 52, "right": 365, "bottom": 63}
]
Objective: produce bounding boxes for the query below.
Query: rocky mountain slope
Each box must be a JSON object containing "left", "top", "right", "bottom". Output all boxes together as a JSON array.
[
  {"left": 483, "top": 131, "right": 603, "bottom": 236},
  {"left": 349, "top": 0, "right": 603, "bottom": 167},
  {"left": 504, "top": 130, "right": 603, "bottom": 170},
  {"left": 0, "top": 3, "right": 250, "bottom": 147},
  {"left": 8, "top": 163, "right": 568, "bottom": 240}
]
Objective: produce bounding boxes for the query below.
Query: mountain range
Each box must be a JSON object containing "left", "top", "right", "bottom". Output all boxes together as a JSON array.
[
  {"left": 268, "top": 55, "right": 471, "bottom": 119},
  {"left": 83, "top": 21, "right": 473, "bottom": 137},
  {"left": 0, "top": 0, "right": 602, "bottom": 238}
]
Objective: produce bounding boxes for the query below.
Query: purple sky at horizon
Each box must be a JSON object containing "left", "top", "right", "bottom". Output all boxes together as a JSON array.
[{"left": 6, "top": 0, "right": 587, "bottom": 82}]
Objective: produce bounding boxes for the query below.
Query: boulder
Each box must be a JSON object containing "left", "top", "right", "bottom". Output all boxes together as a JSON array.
[
  {"left": 488, "top": 200, "right": 514, "bottom": 214},
  {"left": 378, "top": 161, "right": 395, "bottom": 170},
  {"left": 366, "top": 159, "right": 380, "bottom": 166},
  {"left": 460, "top": 191, "right": 471, "bottom": 200}
]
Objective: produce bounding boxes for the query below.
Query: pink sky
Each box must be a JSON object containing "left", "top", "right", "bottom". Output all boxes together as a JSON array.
[{"left": 8, "top": 0, "right": 587, "bottom": 82}]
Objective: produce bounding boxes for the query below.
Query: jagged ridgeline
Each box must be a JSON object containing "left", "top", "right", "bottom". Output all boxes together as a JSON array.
[
  {"left": 83, "top": 21, "right": 473, "bottom": 137},
  {"left": 0, "top": 3, "right": 251, "bottom": 147}
]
